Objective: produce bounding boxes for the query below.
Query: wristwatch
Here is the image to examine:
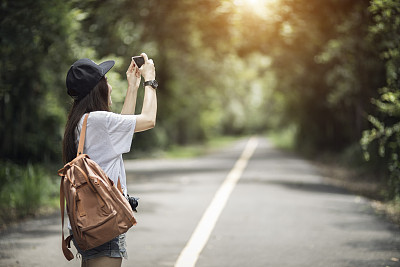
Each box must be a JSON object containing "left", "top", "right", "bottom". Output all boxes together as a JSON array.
[{"left": 144, "top": 80, "right": 158, "bottom": 89}]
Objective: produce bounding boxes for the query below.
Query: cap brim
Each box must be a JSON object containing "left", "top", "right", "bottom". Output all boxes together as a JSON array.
[{"left": 99, "top": 60, "right": 115, "bottom": 76}]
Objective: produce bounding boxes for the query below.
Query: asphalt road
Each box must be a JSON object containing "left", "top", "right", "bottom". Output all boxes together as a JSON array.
[{"left": 0, "top": 137, "right": 399, "bottom": 267}]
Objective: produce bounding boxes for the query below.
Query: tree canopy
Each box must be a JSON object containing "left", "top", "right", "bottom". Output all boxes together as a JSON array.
[{"left": 1, "top": 0, "right": 399, "bottom": 198}]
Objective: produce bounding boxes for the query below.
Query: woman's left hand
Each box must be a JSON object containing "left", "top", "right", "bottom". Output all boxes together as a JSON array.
[{"left": 126, "top": 58, "right": 141, "bottom": 89}]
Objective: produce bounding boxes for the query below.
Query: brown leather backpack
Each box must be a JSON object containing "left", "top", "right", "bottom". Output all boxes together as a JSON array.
[{"left": 58, "top": 113, "right": 136, "bottom": 261}]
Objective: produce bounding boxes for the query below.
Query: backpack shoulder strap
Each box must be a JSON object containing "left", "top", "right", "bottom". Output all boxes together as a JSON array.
[
  {"left": 60, "top": 113, "right": 89, "bottom": 260},
  {"left": 60, "top": 182, "right": 74, "bottom": 260},
  {"left": 77, "top": 113, "right": 90, "bottom": 157}
]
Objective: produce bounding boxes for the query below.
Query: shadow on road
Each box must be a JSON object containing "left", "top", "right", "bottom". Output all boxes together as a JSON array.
[
  {"left": 0, "top": 212, "right": 60, "bottom": 259},
  {"left": 253, "top": 179, "right": 351, "bottom": 195}
]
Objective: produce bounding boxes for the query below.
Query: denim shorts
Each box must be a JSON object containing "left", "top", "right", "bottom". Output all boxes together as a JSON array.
[{"left": 70, "top": 231, "right": 128, "bottom": 261}]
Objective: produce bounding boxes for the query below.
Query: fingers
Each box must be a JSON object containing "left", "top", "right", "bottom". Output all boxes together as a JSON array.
[
  {"left": 141, "top": 53, "right": 149, "bottom": 62},
  {"left": 133, "top": 53, "right": 155, "bottom": 81},
  {"left": 139, "top": 53, "right": 154, "bottom": 66},
  {"left": 127, "top": 59, "right": 136, "bottom": 74}
]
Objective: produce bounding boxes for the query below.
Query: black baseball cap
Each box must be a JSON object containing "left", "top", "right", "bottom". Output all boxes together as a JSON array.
[{"left": 66, "top": 58, "right": 115, "bottom": 100}]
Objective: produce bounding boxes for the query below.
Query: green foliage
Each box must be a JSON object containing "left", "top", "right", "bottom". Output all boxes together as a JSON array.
[
  {"left": 361, "top": 0, "right": 400, "bottom": 199},
  {"left": 267, "top": 125, "right": 297, "bottom": 151},
  {"left": 249, "top": 0, "right": 383, "bottom": 153},
  {"left": 69, "top": 0, "right": 274, "bottom": 149},
  {"left": 0, "top": 0, "right": 73, "bottom": 163},
  {"left": 0, "top": 162, "right": 58, "bottom": 225},
  {"left": 161, "top": 135, "right": 242, "bottom": 159},
  {"left": 2, "top": 0, "right": 400, "bottom": 210}
]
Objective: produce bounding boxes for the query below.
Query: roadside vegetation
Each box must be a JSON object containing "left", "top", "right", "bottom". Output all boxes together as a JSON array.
[
  {"left": 1, "top": 0, "right": 399, "bottom": 226},
  {"left": 130, "top": 135, "right": 244, "bottom": 159},
  {"left": 0, "top": 163, "right": 58, "bottom": 228}
]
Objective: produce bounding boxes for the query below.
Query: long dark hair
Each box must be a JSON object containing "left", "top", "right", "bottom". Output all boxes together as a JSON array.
[{"left": 62, "top": 77, "right": 110, "bottom": 163}]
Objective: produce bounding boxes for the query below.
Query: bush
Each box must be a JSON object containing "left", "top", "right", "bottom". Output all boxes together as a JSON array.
[
  {"left": 0, "top": 162, "right": 58, "bottom": 226},
  {"left": 361, "top": 0, "right": 400, "bottom": 199}
]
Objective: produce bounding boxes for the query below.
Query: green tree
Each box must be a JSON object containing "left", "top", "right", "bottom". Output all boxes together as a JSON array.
[
  {"left": 237, "top": 0, "right": 384, "bottom": 153},
  {"left": 362, "top": 0, "right": 400, "bottom": 198},
  {"left": 68, "top": 0, "right": 240, "bottom": 149},
  {"left": 0, "top": 0, "right": 73, "bottom": 163}
]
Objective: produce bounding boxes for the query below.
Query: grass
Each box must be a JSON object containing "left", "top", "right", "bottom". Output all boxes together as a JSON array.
[
  {"left": 162, "top": 135, "right": 244, "bottom": 159},
  {"left": 371, "top": 198, "right": 400, "bottom": 226},
  {"left": 267, "top": 126, "right": 297, "bottom": 151},
  {"left": 0, "top": 162, "right": 59, "bottom": 229}
]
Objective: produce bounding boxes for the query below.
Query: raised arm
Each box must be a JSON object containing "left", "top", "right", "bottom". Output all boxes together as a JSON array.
[
  {"left": 134, "top": 53, "right": 157, "bottom": 132},
  {"left": 121, "top": 58, "right": 141, "bottom": 115},
  {"left": 122, "top": 53, "right": 157, "bottom": 132}
]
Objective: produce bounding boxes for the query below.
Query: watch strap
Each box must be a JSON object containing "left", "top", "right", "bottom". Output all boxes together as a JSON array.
[{"left": 144, "top": 80, "right": 158, "bottom": 89}]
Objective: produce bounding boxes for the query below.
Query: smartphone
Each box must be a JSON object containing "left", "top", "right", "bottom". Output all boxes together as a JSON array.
[{"left": 132, "top": 56, "right": 145, "bottom": 68}]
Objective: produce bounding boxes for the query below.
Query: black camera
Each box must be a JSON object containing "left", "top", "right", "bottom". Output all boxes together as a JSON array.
[{"left": 126, "top": 194, "right": 139, "bottom": 212}]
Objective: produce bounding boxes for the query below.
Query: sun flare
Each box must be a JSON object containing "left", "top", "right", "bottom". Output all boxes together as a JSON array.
[
  {"left": 234, "top": 0, "right": 279, "bottom": 18},
  {"left": 247, "top": 0, "right": 277, "bottom": 7}
]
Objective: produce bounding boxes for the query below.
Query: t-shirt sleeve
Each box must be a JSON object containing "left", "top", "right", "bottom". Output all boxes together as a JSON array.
[{"left": 105, "top": 112, "right": 137, "bottom": 155}]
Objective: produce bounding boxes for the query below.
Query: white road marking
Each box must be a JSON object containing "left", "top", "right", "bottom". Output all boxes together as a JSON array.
[{"left": 174, "top": 137, "right": 259, "bottom": 267}]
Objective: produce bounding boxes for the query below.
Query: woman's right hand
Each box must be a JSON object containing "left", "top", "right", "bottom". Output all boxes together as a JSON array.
[
  {"left": 126, "top": 58, "right": 141, "bottom": 89},
  {"left": 140, "top": 53, "right": 156, "bottom": 81}
]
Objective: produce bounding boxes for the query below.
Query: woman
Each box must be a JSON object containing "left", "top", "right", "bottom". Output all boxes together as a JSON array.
[{"left": 62, "top": 53, "right": 157, "bottom": 267}]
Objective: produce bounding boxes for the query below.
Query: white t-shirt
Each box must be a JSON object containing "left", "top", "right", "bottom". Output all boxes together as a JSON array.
[{"left": 75, "top": 111, "right": 137, "bottom": 196}]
